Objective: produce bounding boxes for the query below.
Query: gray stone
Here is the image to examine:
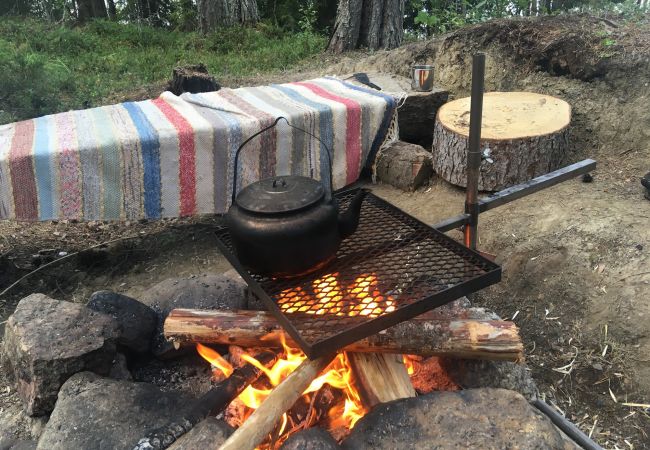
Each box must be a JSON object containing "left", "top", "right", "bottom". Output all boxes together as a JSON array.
[
  {"left": 442, "top": 358, "right": 538, "bottom": 401},
  {"left": 0, "top": 436, "right": 37, "bottom": 450},
  {"left": 341, "top": 388, "right": 572, "bottom": 450},
  {"left": 167, "top": 417, "right": 233, "bottom": 450},
  {"left": 140, "top": 274, "right": 247, "bottom": 357},
  {"left": 87, "top": 290, "right": 157, "bottom": 353},
  {"left": 1, "top": 294, "right": 119, "bottom": 416},
  {"left": 280, "top": 428, "right": 340, "bottom": 450},
  {"left": 36, "top": 372, "right": 193, "bottom": 450}
]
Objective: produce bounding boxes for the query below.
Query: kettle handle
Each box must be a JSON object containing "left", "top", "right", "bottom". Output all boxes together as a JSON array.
[{"left": 231, "top": 116, "right": 334, "bottom": 204}]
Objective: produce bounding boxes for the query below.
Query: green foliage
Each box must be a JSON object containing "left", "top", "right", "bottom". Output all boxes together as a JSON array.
[{"left": 0, "top": 17, "right": 326, "bottom": 124}]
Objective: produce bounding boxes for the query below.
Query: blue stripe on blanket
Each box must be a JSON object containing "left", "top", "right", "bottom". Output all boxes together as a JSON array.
[
  {"left": 33, "top": 116, "right": 56, "bottom": 220},
  {"left": 123, "top": 102, "right": 162, "bottom": 219}
]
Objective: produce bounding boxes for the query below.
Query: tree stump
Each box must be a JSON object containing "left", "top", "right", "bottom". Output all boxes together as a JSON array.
[
  {"left": 375, "top": 141, "right": 433, "bottom": 191},
  {"left": 169, "top": 64, "right": 220, "bottom": 96},
  {"left": 432, "top": 92, "right": 571, "bottom": 191}
]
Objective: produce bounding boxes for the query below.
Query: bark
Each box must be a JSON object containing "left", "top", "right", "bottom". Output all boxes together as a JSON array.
[
  {"left": 328, "top": 0, "right": 403, "bottom": 52},
  {"left": 76, "top": 0, "right": 108, "bottom": 21},
  {"left": 374, "top": 141, "right": 433, "bottom": 192},
  {"left": 164, "top": 309, "right": 524, "bottom": 361},
  {"left": 106, "top": 0, "right": 117, "bottom": 19},
  {"left": 197, "top": 0, "right": 259, "bottom": 32}
]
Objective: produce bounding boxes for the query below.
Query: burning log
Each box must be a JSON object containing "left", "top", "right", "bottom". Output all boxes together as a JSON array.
[
  {"left": 164, "top": 309, "right": 524, "bottom": 362},
  {"left": 219, "top": 353, "right": 336, "bottom": 450},
  {"left": 133, "top": 351, "right": 276, "bottom": 450},
  {"left": 347, "top": 353, "right": 415, "bottom": 408}
]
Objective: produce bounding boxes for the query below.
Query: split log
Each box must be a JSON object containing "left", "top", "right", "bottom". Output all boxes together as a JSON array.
[
  {"left": 432, "top": 92, "right": 571, "bottom": 191},
  {"left": 219, "top": 354, "right": 336, "bottom": 450},
  {"left": 347, "top": 353, "right": 415, "bottom": 408},
  {"left": 164, "top": 309, "right": 524, "bottom": 362},
  {"left": 133, "top": 351, "right": 276, "bottom": 450},
  {"left": 375, "top": 141, "right": 433, "bottom": 192}
]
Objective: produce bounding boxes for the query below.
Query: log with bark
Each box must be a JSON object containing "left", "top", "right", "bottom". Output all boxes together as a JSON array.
[
  {"left": 432, "top": 91, "right": 571, "bottom": 191},
  {"left": 375, "top": 140, "right": 433, "bottom": 191},
  {"left": 164, "top": 309, "right": 524, "bottom": 362}
]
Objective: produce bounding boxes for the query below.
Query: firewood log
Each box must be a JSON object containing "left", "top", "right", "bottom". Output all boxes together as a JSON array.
[{"left": 164, "top": 309, "right": 524, "bottom": 362}]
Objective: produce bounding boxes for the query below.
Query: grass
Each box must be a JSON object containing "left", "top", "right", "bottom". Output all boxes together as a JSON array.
[{"left": 0, "top": 18, "right": 327, "bottom": 124}]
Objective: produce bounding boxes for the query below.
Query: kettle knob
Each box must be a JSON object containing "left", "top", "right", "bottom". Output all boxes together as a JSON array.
[{"left": 272, "top": 178, "right": 287, "bottom": 188}]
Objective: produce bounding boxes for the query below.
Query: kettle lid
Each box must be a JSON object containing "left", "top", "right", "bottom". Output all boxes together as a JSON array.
[{"left": 235, "top": 176, "right": 325, "bottom": 214}]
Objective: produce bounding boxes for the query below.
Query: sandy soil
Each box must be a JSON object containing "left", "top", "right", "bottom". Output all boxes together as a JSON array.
[{"left": 1, "top": 13, "right": 649, "bottom": 448}]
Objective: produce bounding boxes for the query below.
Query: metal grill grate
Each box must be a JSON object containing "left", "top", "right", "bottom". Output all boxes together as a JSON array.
[{"left": 216, "top": 189, "right": 501, "bottom": 359}]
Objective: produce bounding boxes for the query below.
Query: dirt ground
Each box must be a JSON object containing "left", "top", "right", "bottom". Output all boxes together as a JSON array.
[{"left": 1, "top": 13, "right": 649, "bottom": 448}]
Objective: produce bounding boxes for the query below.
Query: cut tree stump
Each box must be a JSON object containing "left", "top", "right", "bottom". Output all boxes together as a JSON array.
[
  {"left": 432, "top": 92, "right": 571, "bottom": 191},
  {"left": 375, "top": 141, "right": 433, "bottom": 191},
  {"left": 169, "top": 64, "right": 220, "bottom": 96}
]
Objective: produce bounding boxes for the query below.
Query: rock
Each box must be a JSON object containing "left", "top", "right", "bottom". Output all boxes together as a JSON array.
[
  {"left": 131, "top": 354, "right": 213, "bottom": 399},
  {"left": 342, "top": 388, "right": 571, "bottom": 450},
  {"left": 441, "top": 359, "right": 538, "bottom": 401},
  {"left": 0, "top": 437, "right": 37, "bottom": 450},
  {"left": 87, "top": 290, "right": 157, "bottom": 353},
  {"left": 167, "top": 417, "right": 233, "bottom": 450},
  {"left": 375, "top": 141, "right": 433, "bottom": 191},
  {"left": 1, "top": 294, "right": 119, "bottom": 416},
  {"left": 280, "top": 428, "right": 340, "bottom": 450},
  {"left": 140, "top": 274, "right": 247, "bottom": 358},
  {"left": 108, "top": 353, "right": 132, "bottom": 381},
  {"left": 36, "top": 372, "right": 194, "bottom": 450}
]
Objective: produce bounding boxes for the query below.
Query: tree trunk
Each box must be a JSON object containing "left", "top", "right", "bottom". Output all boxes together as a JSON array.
[
  {"left": 106, "top": 0, "right": 117, "bottom": 19},
  {"left": 197, "top": 0, "right": 259, "bottom": 32},
  {"left": 328, "top": 0, "right": 403, "bottom": 52},
  {"left": 432, "top": 92, "right": 571, "bottom": 191}
]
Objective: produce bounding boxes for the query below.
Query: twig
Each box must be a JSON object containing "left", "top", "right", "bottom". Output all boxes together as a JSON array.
[
  {"left": 0, "top": 234, "right": 142, "bottom": 298},
  {"left": 619, "top": 271, "right": 650, "bottom": 281}
]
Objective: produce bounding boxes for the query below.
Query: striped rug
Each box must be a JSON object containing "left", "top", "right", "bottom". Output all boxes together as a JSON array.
[{"left": 0, "top": 77, "right": 397, "bottom": 221}]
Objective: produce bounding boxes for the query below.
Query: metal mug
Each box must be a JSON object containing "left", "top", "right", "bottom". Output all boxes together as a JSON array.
[{"left": 410, "top": 65, "right": 434, "bottom": 91}]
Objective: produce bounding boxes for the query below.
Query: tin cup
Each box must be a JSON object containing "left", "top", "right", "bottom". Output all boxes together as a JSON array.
[{"left": 410, "top": 65, "right": 434, "bottom": 91}]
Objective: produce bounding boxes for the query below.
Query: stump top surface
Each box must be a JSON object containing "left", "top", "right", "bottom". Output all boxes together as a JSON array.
[{"left": 437, "top": 91, "right": 571, "bottom": 140}]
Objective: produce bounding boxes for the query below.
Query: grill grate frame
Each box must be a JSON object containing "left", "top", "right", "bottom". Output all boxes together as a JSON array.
[{"left": 216, "top": 188, "right": 501, "bottom": 359}]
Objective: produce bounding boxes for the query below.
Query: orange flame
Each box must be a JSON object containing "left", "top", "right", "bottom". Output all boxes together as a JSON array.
[
  {"left": 196, "top": 343, "right": 233, "bottom": 377},
  {"left": 197, "top": 274, "right": 404, "bottom": 447}
]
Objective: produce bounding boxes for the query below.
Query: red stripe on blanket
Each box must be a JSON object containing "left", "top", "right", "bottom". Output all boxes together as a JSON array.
[
  {"left": 153, "top": 98, "right": 196, "bottom": 216},
  {"left": 55, "top": 113, "right": 82, "bottom": 219},
  {"left": 9, "top": 121, "right": 39, "bottom": 220},
  {"left": 293, "top": 82, "right": 362, "bottom": 184}
]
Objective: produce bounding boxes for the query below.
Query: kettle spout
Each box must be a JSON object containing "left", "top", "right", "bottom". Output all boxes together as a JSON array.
[{"left": 338, "top": 189, "right": 370, "bottom": 239}]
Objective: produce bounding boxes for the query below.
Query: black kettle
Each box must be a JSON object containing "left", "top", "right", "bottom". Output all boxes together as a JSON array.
[{"left": 226, "top": 117, "right": 368, "bottom": 278}]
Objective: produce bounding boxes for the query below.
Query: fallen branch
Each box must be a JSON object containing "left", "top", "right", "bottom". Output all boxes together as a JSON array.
[
  {"left": 164, "top": 309, "right": 524, "bottom": 362},
  {"left": 133, "top": 350, "right": 276, "bottom": 450}
]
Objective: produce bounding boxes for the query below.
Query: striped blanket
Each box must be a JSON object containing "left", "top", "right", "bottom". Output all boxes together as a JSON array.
[{"left": 0, "top": 77, "right": 397, "bottom": 221}]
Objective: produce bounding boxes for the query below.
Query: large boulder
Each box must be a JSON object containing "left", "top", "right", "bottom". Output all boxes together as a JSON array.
[
  {"left": 36, "top": 372, "right": 194, "bottom": 450},
  {"left": 167, "top": 417, "right": 233, "bottom": 450},
  {"left": 139, "top": 274, "right": 247, "bottom": 357},
  {"left": 341, "top": 388, "right": 573, "bottom": 450},
  {"left": 1, "top": 294, "right": 119, "bottom": 416},
  {"left": 87, "top": 291, "right": 157, "bottom": 353}
]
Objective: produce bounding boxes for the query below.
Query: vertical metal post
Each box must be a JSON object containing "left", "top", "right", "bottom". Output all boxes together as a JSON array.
[{"left": 464, "top": 53, "right": 485, "bottom": 250}]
